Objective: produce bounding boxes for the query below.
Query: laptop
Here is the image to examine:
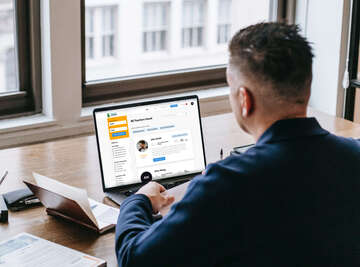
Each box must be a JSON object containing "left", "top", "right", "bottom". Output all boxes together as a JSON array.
[{"left": 93, "top": 95, "right": 206, "bottom": 205}]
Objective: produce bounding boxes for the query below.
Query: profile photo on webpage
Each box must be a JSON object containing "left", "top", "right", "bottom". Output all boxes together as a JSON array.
[{"left": 137, "top": 140, "right": 148, "bottom": 152}]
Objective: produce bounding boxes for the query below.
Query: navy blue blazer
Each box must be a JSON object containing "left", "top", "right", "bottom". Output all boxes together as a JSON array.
[{"left": 115, "top": 118, "right": 360, "bottom": 267}]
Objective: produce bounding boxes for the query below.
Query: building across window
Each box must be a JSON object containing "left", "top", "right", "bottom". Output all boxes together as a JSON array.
[
  {"left": 143, "top": 2, "right": 170, "bottom": 52},
  {"left": 85, "top": 5, "right": 117, "bottom": 60},
  {"left": 85, "top": 8, "right": 95, "bottom": 59},
  {"left": 102, "top": 7, "right": 115, "bottom": 57},
  {"left": 0, "top": 1, "right": 17, "bottom": 93},
  {"left": 182, "top": 0, "right": 205, "bottom": 48},
  {"left": 217, "top": 0, "right": 231, "bottom": 44},
  {"left": 84, "top": 0, "right": 271, "bottom": 85},
  {"left": 5, "top": 47, "right": 16, "bottom": 90}
]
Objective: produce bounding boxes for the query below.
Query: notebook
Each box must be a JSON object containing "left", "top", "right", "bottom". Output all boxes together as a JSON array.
[{"left": 24, "top": 173, "right": 119, "bottom": 234}]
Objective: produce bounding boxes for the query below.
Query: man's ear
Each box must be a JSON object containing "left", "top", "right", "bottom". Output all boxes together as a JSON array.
[{"left": 239, "top": 87, "right": 253, "bottom": 117}]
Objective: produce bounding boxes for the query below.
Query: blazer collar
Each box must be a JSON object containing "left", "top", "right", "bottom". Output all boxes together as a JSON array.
[{"left": 256, "top": 117, "right": 329, "bottom": 145}]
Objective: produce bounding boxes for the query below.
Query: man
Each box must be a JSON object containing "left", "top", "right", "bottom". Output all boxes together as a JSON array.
[
  {"left": 137, "top": 140, "right": 147, "bottom": 152},
  {"left": 115, "top": 22, "right": 360, "bottom": 266}
]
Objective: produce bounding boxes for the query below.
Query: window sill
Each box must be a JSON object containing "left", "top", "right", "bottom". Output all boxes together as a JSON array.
[
  {"left": 80, "top": 86, "right": 230, "bottom": 119},
  {"left": 0, "top": 86, "right": 230, "bottom": 149},
  {"left": 0, "top": 114, "right": 55, "bottom": 133}
]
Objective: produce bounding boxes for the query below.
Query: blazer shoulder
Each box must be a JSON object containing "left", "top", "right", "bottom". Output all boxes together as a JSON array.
[{"left": 197, "top": 146, "right": 269, "bottom": 186}]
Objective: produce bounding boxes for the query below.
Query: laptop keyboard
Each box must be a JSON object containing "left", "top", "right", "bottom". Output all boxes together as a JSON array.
[
  {"left": 124, "top": 179, "right": 190, "bottom": 197},
  {"left": 163, "top": 179, "right": 190, "bottom": 189}
]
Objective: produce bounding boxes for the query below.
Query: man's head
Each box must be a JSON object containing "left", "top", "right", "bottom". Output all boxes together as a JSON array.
[
  {"left": 227, "top": 22, "right": 314, "bottom": 137},
  {"left": 139, "top": 140, "right": 146, "bottom": 149}
]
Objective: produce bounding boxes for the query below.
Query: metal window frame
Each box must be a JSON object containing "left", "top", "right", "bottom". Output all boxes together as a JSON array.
[
  {"left": 276, "top": 0, "right": 296, "bottom": 24},
  {"left": 0, "top": 0, "right": 42, "bottom": 118},
  {"left": 81, "top": 0, "right": 288, "bottom": 106},
  {"left": 344, "top": 0, "right": 360, "bottom": 121}
]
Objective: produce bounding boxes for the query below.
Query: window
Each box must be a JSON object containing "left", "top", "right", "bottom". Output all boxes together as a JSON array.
[
  {"left": 344, "top": 0, "right": 360, "bottom": 122},
  {"left": 143, "top": 2, "right": 170, "bottom": 53},
  {"left": 82, "top": 0, "right": 277, "bottom": 104},
  {"left": 182, "top": 0, "right": 205, "bottom": 48},
  {"left": 0, "top": 1, "right": 17, "bottom": 93},
  {"left": 0, "top": 0, "right": 41, "bottom": 117},
  {"left": 85, "top": 8, "right": 95, "bottom": 59},
  {"left": 85, "top": 5, "right": 117, "bottom": 60},
  {"left": 217, "top": 0, "right": 231, "bottom": 44},
  {"left": 5, "top": 48, "right": 16, "bottom": 90},
  {"left": 102, "top": 7, "right": 115, "bottom": 57}
]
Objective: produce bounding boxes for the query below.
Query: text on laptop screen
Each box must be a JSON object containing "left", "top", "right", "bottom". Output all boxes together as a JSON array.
[{"left": 95, "top": 98, "right": 206, "bottom": 189}]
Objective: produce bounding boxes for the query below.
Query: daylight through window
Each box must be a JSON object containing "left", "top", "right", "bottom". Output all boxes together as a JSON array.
[
  {"left": 0, "top": 0, "right": 17, "bottom": 94},
  {"left": 84, "top": 0, "right": 271, "bottom": 82},
  {"left": 182, "top": 0, "right": 205, "bottom": 48},
  {"left": 143, "top": 2, "right": 170, "bottom": 52},
  {"left": 217, "top": 0, "right": 232, "bottom": 44}
]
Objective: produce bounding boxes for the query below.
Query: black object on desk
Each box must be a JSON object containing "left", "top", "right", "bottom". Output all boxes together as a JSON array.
[
  {"left": 0, "top": 195, "right": 8, "bottom": 222},
  {"left": 3, "top": 188, "right": 41, "bottom": 211}
]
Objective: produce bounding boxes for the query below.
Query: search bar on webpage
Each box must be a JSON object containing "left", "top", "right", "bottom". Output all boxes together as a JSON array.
[
  {"left": 110, "top": 127, "right": 128, "bottom": 132},
  {"left": 109, "top": 121, "right": 127, "bottom": 126}
]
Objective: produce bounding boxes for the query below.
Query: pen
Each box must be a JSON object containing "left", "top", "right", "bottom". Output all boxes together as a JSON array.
[
  {"left": 0, "top": 171, "right": 8, "bottom": 186},
  {"left": 220, "top": 148, "right": 223, "bottom": 160}
]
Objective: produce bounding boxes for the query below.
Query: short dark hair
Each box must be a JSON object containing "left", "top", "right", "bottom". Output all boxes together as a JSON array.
[{"left": 229, "top": 22, "right": 314, "bottom": 103}]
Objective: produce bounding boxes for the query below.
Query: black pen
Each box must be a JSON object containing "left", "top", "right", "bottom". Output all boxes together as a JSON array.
[
  {"left": 0, "top": 171, "right": 8, "bottom": 187},
  {"left": 220, "top": 148, "right": 223, "bottom": 160}
]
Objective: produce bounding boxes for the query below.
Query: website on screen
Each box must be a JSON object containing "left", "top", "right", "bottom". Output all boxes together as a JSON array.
[{"left": 95, "top": 98, "right": 206, "bottom": 189}]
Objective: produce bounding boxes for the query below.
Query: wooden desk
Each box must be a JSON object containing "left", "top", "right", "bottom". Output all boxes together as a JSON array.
[{"left": 0, "top": 109, "right": 360, "bottom": 266}]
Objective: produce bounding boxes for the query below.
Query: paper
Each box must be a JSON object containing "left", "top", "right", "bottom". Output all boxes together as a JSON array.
[
  {"left": 32, "top": 172, "right": 120, "bottom": 231},
  {"left": 89, "top": 198, "right": 120, "bottom": 229},
  {"left": 0, "top": 233, "right": 105, "bottom": 267},
  {"left": 33, "top": 172, "right": 98, "bottom": 228}
]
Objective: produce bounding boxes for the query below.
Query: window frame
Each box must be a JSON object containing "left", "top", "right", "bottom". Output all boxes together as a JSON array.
[
  {"left": 0, "top": 0, "right": 42, "bottom": 118},
  {"left": 81, "top": 0, "right": 286, "bottom": 106},
  {"left": 344, "top": 0, "right": 360, "bottom": 121}
]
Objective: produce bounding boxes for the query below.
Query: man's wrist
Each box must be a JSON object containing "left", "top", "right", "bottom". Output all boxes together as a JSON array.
[{"left": 121, "top": 194, "right": 153, "bottom": 214}]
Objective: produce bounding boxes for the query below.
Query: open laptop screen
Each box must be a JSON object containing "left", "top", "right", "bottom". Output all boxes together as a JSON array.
[{"left": 93, "top": 96, "right": 206, "bottom": 191}]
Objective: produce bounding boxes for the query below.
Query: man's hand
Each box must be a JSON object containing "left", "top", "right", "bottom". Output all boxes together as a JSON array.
[{"left": 136, "top": 182, "right": 175, "bottom": 213}]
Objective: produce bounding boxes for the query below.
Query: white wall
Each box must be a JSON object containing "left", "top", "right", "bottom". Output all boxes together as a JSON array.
[
  {"left": 296, "top": 0, "right": 351, "bottom": 116},
  {"left": 45, "top": 0, "right": 82, "bottom": 124}
]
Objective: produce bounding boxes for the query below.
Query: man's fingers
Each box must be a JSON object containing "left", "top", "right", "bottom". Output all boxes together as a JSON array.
[
  {"left": 137, "top": 182, "right": 175, "bottom": 212},
  {"left": 157, "top": 182, "right": 166, "bottom": 193},
  {"left": 166, "top": 195, "right": 175, "bottom": 205},
  {"left": 161, "top": 193, "right": 175, "bottom": 206}
]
